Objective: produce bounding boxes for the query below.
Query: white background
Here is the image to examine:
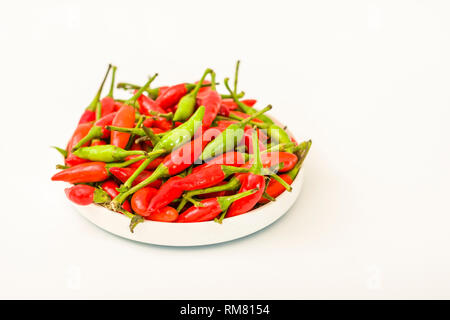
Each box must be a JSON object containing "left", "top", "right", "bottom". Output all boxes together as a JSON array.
[{"left": 1, "top": 0, "right": 449, "bottom": 299}]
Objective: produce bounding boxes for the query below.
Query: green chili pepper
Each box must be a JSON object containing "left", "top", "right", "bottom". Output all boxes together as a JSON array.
[
  {"left": 200, "top": 105, "right": 272, "bottom": 160},
  {"left": 173, "top": 68, "right": 212, "bottom": 122},
  {"left": 267, "top": 124, "right": 293, "bottom": 153},
  {"left": 73, "top": 145, "right": 146, "bottom": 162},
  {"left": 111, "top": 106, "right": 206, "bottom": 205}
]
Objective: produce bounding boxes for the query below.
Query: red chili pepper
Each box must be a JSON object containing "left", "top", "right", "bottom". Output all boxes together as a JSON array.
[
  {"left": 65, "top": 184, "right": 110, "bottom": 206},
  {"left": 144, "top": 176, "right": 184, "bottom": 216},
  {"left": 179, "top": 165, "right": 249, "bottom": 191},
  {"left": 152, "top": 118, "right": 172, "bottom": 132},
  {"left": 91, "top": 139, "right": 106, "bottom": 146},
  {"left": 197, "top": 72, "right": 221, "bottom": 129},
  {"left": 148, "top": 206, "right": 178, "bottom": 222},
  {"left": 226, "top": 173, "right": 265, "bottom": 218},
  {"left": 65, "top": 122, "right": 93, "bottom": 166},
  {"left": 192, "top": 152, "right": 246, "bottom": 174},
  {"left": 242, "top": 152, "right": 298, "bottom": 173},
  {"left": 147, "top": 165, "right": 249, "bottom": 215},
  {"left": 227, "top": 130, "right": 265, "bottom": 217},
  {"left": 108, "top": 167, "right": 162, "bottom": 189},
  {"left": 110, "top": 104, "right": 135, "bottom": 149},
  {"left": 52, "top": 162, "right": 109, "bottom": 184},
  {"left": 137, "top": 92, "right": 166, "bottom": 115},
  {"left": 130, "top": 186, "right": 158, "bottom": 215},
  {"left": 155, "top": 83, "right": 188, "bottom": 110},
  {"left": 259, "top": 140, "right": 311, "bottom": 203},
  {"left": 176, "top": 189, "right": 257, "bottom": 223},
  {"left": 241, "top": 99, "right": 257, "bottom": 107},
  {"left": 101, "top": 179, "right": 132, "bottom": 212}
]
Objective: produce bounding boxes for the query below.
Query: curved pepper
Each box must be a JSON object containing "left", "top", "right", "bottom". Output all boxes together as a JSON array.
[
  {"left": 142, "top": 176, "right": 184, "bottom": 217},
  {"left": 176, "top": 189, "right": 257, "bottom": 223},
  {"left": 108, "top": 167, "right": 162, "bottom": 189},
  {"left": 227, "top": 131, "right": 265, "bottom": 217},
  {"left": 130, "top": 187, "right": 158, "bottom": 215},
  {"left": 52, "top": 162, "right": 109, "bottom": 184},
  {"left": 73, "top": 145, "right": 145, "bottom": 162},
  {"left": 65, "top": 122, "right": 93, "bottom": 166},
  {"left": 173, "top": 68, "right": 212, "bottom": 122}
]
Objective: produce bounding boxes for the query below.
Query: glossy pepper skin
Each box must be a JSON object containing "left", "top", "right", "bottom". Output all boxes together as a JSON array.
[
  {"left": 73, "top": 145, "right": 145, "bottom": 162},
  {"left": 154, "top": 82, "right": 208, "bottom": 110},
  {"left": 51, "top": 162, "right": 109, "bottom": 184},
  {"left": 143, "top": 176, "right": 184, "bottom": 216},
  {"left": 242, "top": 152, "right": 298, "bottom": 173},
  {"left": 155, "top": 83, "right": 188, "bottom": 110},
  {"left": 110, "top": 104, "right": 135, "bottom": 149},
  {"left": 130, "top": 187, "right": 158, "bottom": 215},
  {"left": 198, "top": 71, "right": 221, "bottom": 129},
  {"left": 267, "top": 124, "right": 293, "bottom": 153},
  {"left": 65, "top": 185, "right": 110, "bottom": 206},
  {"left": 226, "top": 173, "right": 265, "bottom": 217},
  {"left": 101, "top": 179, "right": 132, "bottom": 212},
  {"left": 108, "top": 167, "right": 162, "bottom": 189},
  {"left": 176, "top": 189, "right": 256, "bottom": 223},
  {"left": 227, "top": 130, "right": 265, "bottom": 217},
  {"left": 79, "top": 65, "right": 111, "bottom": 124},
  {"left": 173, "top": 68, "right": 212, "bottom": 122},
  {"left": 148, "top": 206, "right": 179, "bottom": 222},
  {"left": 65, "top": 122, "right": 93, "bottom": 166},
  {"left": 146, "top": 165, "right": 249, "bottom": 215}
]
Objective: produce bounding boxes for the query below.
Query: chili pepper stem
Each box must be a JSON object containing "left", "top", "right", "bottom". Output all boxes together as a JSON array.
[
  {"left": 125, "top": 115, "right": 145, "bottom": 150},
  {"left": 116, "top": 149, "right": 166, "bottom": 192},
  {"left": 71, "top": 126, "right": 103, "bottom": 151},
  {"left": 107, "top": 65, "right": 117, "bottom": 98},
  {"left": 217, "top": 188, "right": 258, "bottom": 211},
  {"left": 142, "top": 126, "right": 160, "bottom": 146},
  {"left": 86, "top": 64, "right": 112, "bottom": 111},
  {"left": 52, "top": 146, "right": 67, "bottom": 158},
  {"left": 124, "top": 73, "right": 158, "bottom": 106},
  {"left": 182, "top": 195, "right": 204, "bottom": 207},
  {"left": 270, "top": 174, "right": 292, "bottom": 191}
]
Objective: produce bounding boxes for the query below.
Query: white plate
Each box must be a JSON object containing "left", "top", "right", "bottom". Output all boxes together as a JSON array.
[{"left": 73, "top": 170, "right": 304, "bottom": 246}]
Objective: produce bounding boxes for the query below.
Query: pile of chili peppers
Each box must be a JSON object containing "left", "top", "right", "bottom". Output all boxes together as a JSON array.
[{"left": 51, "top": 62, "right": 311, "bottom": 232}]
